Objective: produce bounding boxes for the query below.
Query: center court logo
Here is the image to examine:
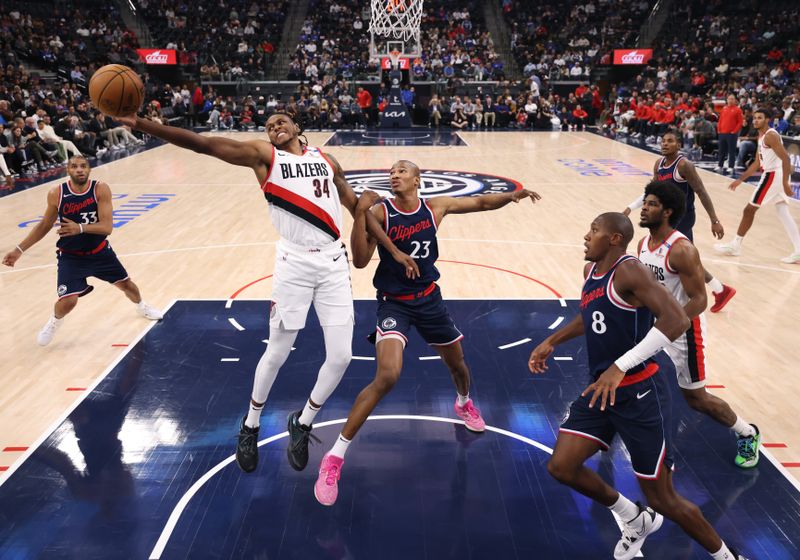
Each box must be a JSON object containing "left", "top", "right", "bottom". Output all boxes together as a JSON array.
[{"left": 345, "top": 170, "right": 522, "bottom": 198}]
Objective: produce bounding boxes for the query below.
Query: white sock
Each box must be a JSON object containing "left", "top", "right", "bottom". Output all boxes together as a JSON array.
[
  {"left": 731, "top": 416, "right": 756, "bottom": 437},
  {"left": 298, "top": 399, "right": 321, "bottom": 427},
  {"left": 776, "top": 202, "right": 800, "bottom": 253},
  {"left": 245, "top": 400, "right": 264, "bottom": 428},
  {"left": 732, "top": 235, "right": 744, "bottom": 249},
  {"left": 51, "top": 315, "right": 64, "bottom": 324},
  {"left": 330, "top": 434, "right": 351, "bottom": 459},
  {"left": 608, "top": 493, "right": 640, "bottom": 523},
  {"left": 710, "top": 542, "right": 734, "bottom": 559},
  {"left": 707, "top": 277, "right": 724, "bottom": 294},
  {"left": 457, "top": 393, "right": 470, "bottom": 407}
]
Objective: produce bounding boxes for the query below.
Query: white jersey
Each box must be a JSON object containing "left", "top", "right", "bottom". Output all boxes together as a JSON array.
[
  {"left": 637, "top": 229, "right": 691, "bottom": 306},
  {"left": 260, "top": 145, "right": 344, "bottom": 246},
  {"left": 758, "top": 128, "right": 782, "bottom": 172},
  {"left": 638, "top": 229, "right": 709, "bottom": 390}
]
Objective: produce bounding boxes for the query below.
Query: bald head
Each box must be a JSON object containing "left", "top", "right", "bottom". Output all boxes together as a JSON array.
[
  {"left": 597, "top": 212, "right": 634, "bottom": 247},
  {"left": 392, "top": 160, "right": 420, "bottom": 177}
]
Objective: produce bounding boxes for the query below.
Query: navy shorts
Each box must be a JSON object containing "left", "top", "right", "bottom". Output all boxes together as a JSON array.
[
  {"left": 374, "top": 285, "right": 463, "bottom": 347},
  {"left": 560, "top": 370, "right": 674, "bottom": 480},
  {"left": 675, "top": 209, "right": 696, "bottom": 242},
  {"left": 56, "top": 244, "right": 129, "bottom": 299}
]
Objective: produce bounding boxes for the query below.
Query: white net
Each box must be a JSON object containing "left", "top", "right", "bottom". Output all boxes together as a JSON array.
[{"left": 369, "top": 0, "right": 423, "bottom": 46}]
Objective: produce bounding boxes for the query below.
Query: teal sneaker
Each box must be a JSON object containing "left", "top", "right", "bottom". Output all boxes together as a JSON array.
[{"left": 734, "top": 424, "right": 760, "bottom": 468}]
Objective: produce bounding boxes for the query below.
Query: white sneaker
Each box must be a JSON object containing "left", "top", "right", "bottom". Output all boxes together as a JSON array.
[
  {"left": 780, "top": 253, "right": 800, "bottom": 264},
  {"left": 137, "top": 302, "right": 163, "bottom": 320},
  {"left": 714, "top": 242, "right": 741, "bottom": 256},
  {"left": 37, "top": 316, "right": 63, "bottom": 346},
  {"left": 614, "top": 503, "right": 663, "bottom": 560},
  {"left": 715, "top": 166, "right": 724, "bottom": 172}
]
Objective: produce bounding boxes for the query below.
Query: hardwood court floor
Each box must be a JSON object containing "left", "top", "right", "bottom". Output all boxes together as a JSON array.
[{"left": 1, "top": 131, "right": 799, "bottom": 481}]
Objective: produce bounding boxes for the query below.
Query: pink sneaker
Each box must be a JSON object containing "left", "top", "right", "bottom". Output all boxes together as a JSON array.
[
  {"left": 454, "top": 398, "right": 486, "bottom": 432},
  {"left": 314, "top": 453, "right": 344, "bottom": 506}
]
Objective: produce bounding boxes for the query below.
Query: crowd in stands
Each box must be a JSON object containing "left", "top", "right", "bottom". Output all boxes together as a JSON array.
[
  {"left": 1, "top": 1, "right": 140, "bottom": 85},
  {"left": 139, "top": 0, "right": 287, "bottom": 81},
  {"left": 503, "top": 0, "right": 652, "bottom": 83},
  {"left": 288, "top": 0, "right": 503, "bottom": 83},
  {"left": 602, "top": 0, "right": 800, "bottom": 170}
]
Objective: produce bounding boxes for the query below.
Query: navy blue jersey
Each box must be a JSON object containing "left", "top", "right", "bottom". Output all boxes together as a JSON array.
[
  {"left": 580, "top": 255, "right": 657, "bottom": 381},
  {"left": 656, "top": 155, "right": 695, "bottom": 214},
  {"left": 57, "top": 180, "right": 107, "bottom": 254},
  {"left": 374, "top": 198, "right": 440, "bottom": 295}
]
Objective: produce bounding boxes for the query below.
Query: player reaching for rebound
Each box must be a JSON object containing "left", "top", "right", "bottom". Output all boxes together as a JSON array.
[
  {"left": 116, "top": 111, "right": 417, "bottom": 475},
  {"left": 529, "top": 212, "right": 749, "bottom": 560},
  {"left": 637, "top": 181, "right": 760, "bottom": 467},
  {"left": 624, "top": 131, "right": 736, "bottom": 311},
  {"left": 2, "top": 155, "right": 163, "bottom": 345},
  {"left": 714, "top": 108, "right": 800, "bottom": 264},
  {"left": 312, "top": 160, "right": 541, "bottom": 506}
]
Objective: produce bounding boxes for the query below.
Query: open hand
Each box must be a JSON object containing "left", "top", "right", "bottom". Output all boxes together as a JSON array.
[
  {"left": 581, "top": 364, "right": 626, "bottom": 411},
  {"left": 511, "top": 189, "right": 542, "bottom": 204},
  {"left": 728, "top": 179, "right": 742, "bottom": 191},
  {"left": 528, "top": 340, "right": 554, "bottom": 373},
  {"left": 711, "top": 221, "right": 724, "bottom": 239}
]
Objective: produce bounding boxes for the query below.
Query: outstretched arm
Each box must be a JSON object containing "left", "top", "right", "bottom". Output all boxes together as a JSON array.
[
  {"left": 3, "top": 187, "right": 60, "bottom": 267},
  {"left": 680, "top": 159, "right": 724, "bottom": 239},
  {"left": 115, "top": 115, "right": 271, "bottom": 176},
  {"left": 428, "top": 188, "right": 540, "bottom": 222},
  {"left": 325, "top": 152, "right": 419, "bottom": 278}
]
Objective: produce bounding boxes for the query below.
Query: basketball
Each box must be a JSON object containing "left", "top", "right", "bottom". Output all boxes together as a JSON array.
[{"left": 88, "top": 64, "right": 144, "bottom": 117}]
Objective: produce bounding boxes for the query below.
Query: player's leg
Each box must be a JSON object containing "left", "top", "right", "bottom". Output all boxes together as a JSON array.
[
  {"left": 314, "top": 336, "right": 405, "bottom": 506},
  {"left": 287, "top": 247, "right": 355, "bottom": 471},
  {"left": 775, "top": 200, "right": 800, "bottom": 263},
  {"left": 112, "top": 278, "right": 163, "bottom": 320},
  {"left": 434, "top": 339, "right": 485, "bottom": 432},
  {"left": 638, "top": 471, "right": 748, "bottom": 558},
  {"left": 91, "top": 245, "right": 162, "bottom": 319},
  {"left": 715, "top": 203, "right": 757, "bottom": 256},
  {"left": 236, "top": 247, "right": 315, "bottom": 472},
  {"left": 39, "top": 256, "right": 95, "bottom": 346}
]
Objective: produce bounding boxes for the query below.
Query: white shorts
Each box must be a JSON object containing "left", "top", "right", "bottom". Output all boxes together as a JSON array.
[
  {"left": 664, "top": 314, "right": 707, "bottom": 390},
  {"left": 270, "top": 238, "right": 354, "bottom": 330},
  {"left": 749, "top": 170, "right": 787, "bottom": 207}
]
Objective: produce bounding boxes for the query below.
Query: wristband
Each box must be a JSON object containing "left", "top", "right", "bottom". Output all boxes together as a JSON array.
[
  {"left": 15, "top": 245, "right": 24, "bottom": 253},
  {"left": 79, "top": 223, "right": 84, "bottom": 234},
  {"left": 614, "top": 327, "right": 671, "bottom": 372},
  {"left": 627, "top": 195, "right": 644, "bottom": 211},
  {"left": 712, "top": 219, "right": 720, "bottom": 224}
]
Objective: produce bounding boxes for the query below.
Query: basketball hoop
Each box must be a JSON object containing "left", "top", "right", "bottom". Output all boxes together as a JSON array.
[{"left": 369, "top": 0, "right": 423, "bottom": 56}]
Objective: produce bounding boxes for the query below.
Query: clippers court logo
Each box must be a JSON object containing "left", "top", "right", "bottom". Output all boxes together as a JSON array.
[{"left": 345, "top": 170, "right": 522, "bottom": 198}]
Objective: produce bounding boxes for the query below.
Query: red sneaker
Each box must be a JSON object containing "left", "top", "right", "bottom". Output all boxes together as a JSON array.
[{"left": 710, "top": 284, "right": 736, "bottom": 313}]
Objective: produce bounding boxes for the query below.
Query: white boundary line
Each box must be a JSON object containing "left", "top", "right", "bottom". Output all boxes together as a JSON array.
[
  {"left": 220, "top": 358, "right": 240, "bottom": 362},
  {"left": 548, "top": 316, "right": 565, "bottom": 330},
  {"left": 498, "top": 338, "right": 531, "bottom": 350},
  {"left": 148, "top": 414, "right": 554, "bottom": 559},
  {"left": 0, "top": 299, "right": 177, "bottom": 487},
  {"left": 227, "top": 318, "right": 245, "bottom": 331}
]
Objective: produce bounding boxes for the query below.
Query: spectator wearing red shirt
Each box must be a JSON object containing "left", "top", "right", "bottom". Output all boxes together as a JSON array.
[
  {"left": 571, "top": 105, "right": 588, "bottom": 130},
  {"left": 716, "top": 94, "right": 743, "bottom": 172},
  {"left": 633, "top": 101, "right": 653, "bottom": 137},
  {"left": 575, "top": 83, "right": 588, "bottom": 99},
  {"left": 356, "top": 87, "right": 373, "bottom": 126}
]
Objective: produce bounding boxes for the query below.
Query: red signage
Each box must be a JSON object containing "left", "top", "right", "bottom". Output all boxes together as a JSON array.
[
  {"left": 136, "top": 49, "right": 177, "bottom": 65},
  {"left": 613, "top": 49, "right": 653, "bottom": 65},
  {"left": 380, "top": 57, "right": 410, "bottom": 70}
]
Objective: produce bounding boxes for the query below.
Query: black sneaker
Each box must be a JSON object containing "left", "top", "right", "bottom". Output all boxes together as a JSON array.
[
  {"left": 286, "top": 411, "right": 320, "bottom": 471},
  {"left": 236, "top": 417, "right": 259, "bottom": 473}
]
